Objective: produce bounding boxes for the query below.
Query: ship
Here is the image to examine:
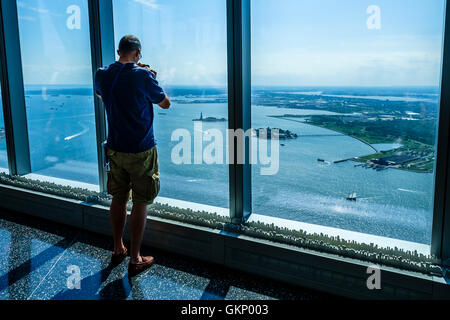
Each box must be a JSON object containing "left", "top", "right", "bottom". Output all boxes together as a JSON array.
[{"left": 346, "top": 193, "right": 357, "bottom": 201}]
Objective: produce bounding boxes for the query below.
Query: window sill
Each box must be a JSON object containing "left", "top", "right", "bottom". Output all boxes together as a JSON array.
[
  {"left": 24, "top": 173, "right": 100, "bottom": 192},
  {"left": 249, "top": 213, "right": 431, "bottom": 256}
]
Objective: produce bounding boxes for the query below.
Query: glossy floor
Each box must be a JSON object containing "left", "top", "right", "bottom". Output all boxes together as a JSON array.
[{"left": 0, "top": 210, "right": 336, "bottom": 300}]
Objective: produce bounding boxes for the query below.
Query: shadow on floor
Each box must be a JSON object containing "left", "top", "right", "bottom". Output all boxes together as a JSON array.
[{"left": 0, "top": 209, "right": 336, "bottom": 301}]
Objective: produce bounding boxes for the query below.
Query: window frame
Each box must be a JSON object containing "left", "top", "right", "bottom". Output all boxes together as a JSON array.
[
  {"left": 0, "top": 0, "right": 31, "bottom": 176},
  {"left": 88, "top": 0, "right": 116, "bottom": 193},
  {"left": 227, "top": 0, "right": 252, "bottom": 224},
  {"left": 433, "top": 0, "right": 450, "bottom": 264},
  {"left": 0, "top": 0, "right": 449, "bottom": 266}
]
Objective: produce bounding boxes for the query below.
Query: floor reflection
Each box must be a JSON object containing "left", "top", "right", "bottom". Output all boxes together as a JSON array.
[{"left": 0, "top": 210, "right": 333, "bottom": 300}]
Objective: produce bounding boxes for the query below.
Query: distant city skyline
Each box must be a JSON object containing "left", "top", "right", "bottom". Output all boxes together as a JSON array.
[{"left": 16, "top": 0, "right": 446, "bottom": 87}]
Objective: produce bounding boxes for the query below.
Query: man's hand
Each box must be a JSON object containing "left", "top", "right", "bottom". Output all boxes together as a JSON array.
[
  {"left": 149, "top": 68, "right": 157, "bottom": 78},
  {"left": 158, "top": 94, "right": 171, "bottom": 110},
  {"left": 137, "top": 62, "right": 157, "bottom": 78}
]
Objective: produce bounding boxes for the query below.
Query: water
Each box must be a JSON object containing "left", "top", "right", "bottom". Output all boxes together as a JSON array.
[
  {"left": 373, "top": 143, "right": 403, "bottom": 152},
  {"left": 25, "top": 92, "right": 99, "bottom": 184},
  {"left": 251, "top": 106, "right": 434, "bottom": 244},
  {"left": 12, "top": 87, "right": 435, "bottom": 245}
]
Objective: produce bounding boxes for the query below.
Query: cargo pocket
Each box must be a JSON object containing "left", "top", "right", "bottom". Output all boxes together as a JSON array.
[
  {"left": 107, "top": 169, "right": 127, "bottom": 197},
  {"left": 146, "top": 172, "right": 160, "bottom": 204},
  {"left": 106, "top": 171, "right": 113, "bottom": 195}
]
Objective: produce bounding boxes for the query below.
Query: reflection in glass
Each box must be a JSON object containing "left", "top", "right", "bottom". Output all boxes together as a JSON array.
[{"left": 17, "top": 0, "right": 98, "bottom": 184}]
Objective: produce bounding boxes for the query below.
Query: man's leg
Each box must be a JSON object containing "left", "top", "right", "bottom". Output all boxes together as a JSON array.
[
  {"left": 110, "top": 198, "right": 128, "bottom": 255},
  {"left": 129, "top": 203, "right": 148, "bottom": 264}
]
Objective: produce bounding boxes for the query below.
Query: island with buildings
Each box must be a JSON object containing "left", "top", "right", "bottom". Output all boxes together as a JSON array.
[
  {"left": 255, "top": 127, "right": 298, "bottom": 140},
  {"left": 192, "top": 112, "right": 226, "bottom": 123}
]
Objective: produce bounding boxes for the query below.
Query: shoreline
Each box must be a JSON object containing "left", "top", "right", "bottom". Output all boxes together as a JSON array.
[{"left": 271, "top": 114, "right": 432, "bottom": 174}]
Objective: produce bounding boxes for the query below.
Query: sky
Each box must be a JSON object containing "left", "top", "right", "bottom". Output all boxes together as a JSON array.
[{"left": 15, "top": 0, "right": 446, "bottom": 87}]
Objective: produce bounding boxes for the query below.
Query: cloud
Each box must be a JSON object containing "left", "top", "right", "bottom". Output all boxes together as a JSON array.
[
  {"left": 252, "top": 35, "right": 443, "bottom": 86},
  {"left": 18, "top": 15, "right": 37, "bottom": 22},
  {"left": 133, "top": 0, "right": 159, "bottom": 9},
  {"left": 17, "top": 1, "right": 49, "bottom": 14}
]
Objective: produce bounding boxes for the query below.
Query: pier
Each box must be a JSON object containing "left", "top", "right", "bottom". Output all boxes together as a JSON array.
[
  {"left": 297, "top": 134, "right": 343, "bottom": 137},
  {"left": 333, "top": 153, "right": 378, "bottom": 164},
  {"left": 334, "top": 157, "right": 357, "bottom": 164}
]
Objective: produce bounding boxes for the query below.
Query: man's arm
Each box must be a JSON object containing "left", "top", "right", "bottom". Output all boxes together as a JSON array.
[
  {"left": 143, "top": 69, "right": 171, "bottom": 109},
  {"left": 158, "top": 94, "right": 171, "bottom": 109}
]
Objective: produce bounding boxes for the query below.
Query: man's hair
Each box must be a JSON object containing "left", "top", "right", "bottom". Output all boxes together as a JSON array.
[{"left": 118, "top": 35, "right": 141, "bottom": 55}]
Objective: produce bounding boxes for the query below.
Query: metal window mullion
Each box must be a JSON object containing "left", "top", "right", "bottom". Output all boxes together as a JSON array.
[
  {"left": 227, "top": 0, "right": 251, "bottom": 224},
  {"left": 442, "top": 0, "right": 450, "bottom": 267},
  {"left": 0, "top": 0, "right": 31, "bottom": 176},
  {"left": 432, "top": 0, "right": 450, "bottom": 264},
  {"left": 88, "top": 0, "right": 115, "bottom": 193}
]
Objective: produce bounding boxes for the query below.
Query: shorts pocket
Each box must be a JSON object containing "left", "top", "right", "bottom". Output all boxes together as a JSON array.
[
  {"left": 107, "top": 171, "right": 112, "bottom": 195},
  {"left": 106, "top": 149, "right": 116, "bottom": 159},
  {"left": 146, "top": 172, "right": 160, "bottom": 203}
]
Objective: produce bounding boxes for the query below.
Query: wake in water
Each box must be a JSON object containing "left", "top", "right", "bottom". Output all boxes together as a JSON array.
[{"left": 253, "top": 188, "right": 432, "bottom": 244}]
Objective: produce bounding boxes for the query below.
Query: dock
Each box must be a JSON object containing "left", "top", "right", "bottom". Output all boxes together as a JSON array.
[{"left": 334, "top": 157, "right": 356, "bottom": 164}]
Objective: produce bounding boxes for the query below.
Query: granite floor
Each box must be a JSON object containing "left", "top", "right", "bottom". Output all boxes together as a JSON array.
[{"left": 0, "top": 210, "right": 337, "bottom": 300}]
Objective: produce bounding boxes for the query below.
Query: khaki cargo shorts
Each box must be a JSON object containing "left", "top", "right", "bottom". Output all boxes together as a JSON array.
[{"left": 106, "top": 147, "right": 160, "bottom": 205}]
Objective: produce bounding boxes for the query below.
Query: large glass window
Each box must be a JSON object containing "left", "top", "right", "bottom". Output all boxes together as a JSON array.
[
  {"left": 0, "top": 86, "right": 7, "bottom": 170},
  {"left": 17, "top": 0, "right": 98, "bottom": 185},
  {"left": 112, "top": 0, "right": 229, "bottom": 209},
  {"left": 251, "top": 0, "right": 445, "bottom": 246}
]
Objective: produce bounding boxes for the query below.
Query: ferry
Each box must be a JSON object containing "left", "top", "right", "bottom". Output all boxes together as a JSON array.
[{"left": 346, "top": 193, "right": 357, "bottom": 201}]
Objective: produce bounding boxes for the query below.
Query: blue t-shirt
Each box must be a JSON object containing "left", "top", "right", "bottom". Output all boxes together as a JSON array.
[{"left": 95, "top": 62, "right": 166, "bottom": 153}]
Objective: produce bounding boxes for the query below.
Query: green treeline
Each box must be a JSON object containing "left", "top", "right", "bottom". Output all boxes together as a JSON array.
[{"left": 307, "top": 116, "right": 437, "bottom": 146}]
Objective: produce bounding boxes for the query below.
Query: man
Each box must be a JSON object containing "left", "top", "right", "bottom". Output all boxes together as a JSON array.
[{"left": 95, "top": 35, "right": 171, "bottom": 277}]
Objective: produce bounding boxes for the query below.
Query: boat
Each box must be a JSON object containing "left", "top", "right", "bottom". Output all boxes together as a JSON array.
[
  {"left": 346, "top": 193, "right": 357, "bottom": 201},
  {"left": 317, "top": 158, "right": 325, "bottom": 162}
]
